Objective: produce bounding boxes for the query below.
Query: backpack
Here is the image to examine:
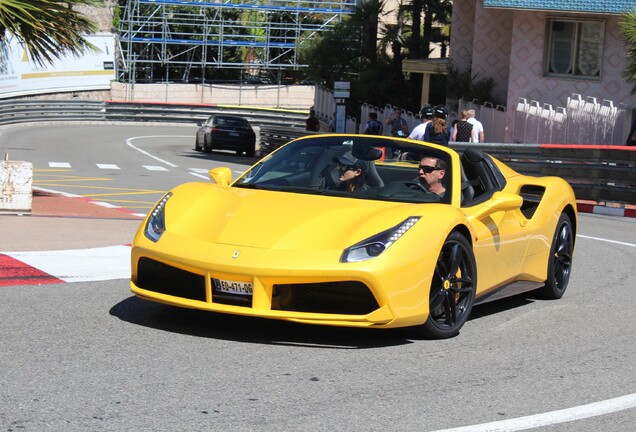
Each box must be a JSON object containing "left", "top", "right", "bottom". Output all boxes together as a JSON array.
[{"left": 366, "top": 120, "right": 383, "bottom": 135}]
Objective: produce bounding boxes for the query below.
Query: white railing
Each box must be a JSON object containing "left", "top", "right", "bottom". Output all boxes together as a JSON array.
[{"left": 513, "top": 94, "right": 631, "bottom": 145}]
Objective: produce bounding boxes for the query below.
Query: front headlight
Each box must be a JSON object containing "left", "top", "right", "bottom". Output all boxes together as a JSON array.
[
  {"left": 144, "top": 192, "right": 172, "bottom": 242},
  {"left": 341, "top": 217, "right": 420, "bottom": 263}
]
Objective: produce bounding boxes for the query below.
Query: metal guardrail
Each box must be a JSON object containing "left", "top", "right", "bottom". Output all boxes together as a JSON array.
[
  {"left": 451, "top": 142, "right": 636, "bottom": 205},
  {"left": 0, "top": 99, "right": 307, "bottom": 129},
  {"left": 0, "top": 99, "right": 634, "bottom": 206},
  {"left": 258, "top": 125, "right": 316, "bottom": 155}
]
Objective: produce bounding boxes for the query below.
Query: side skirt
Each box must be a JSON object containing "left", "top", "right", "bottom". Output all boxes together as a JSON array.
[{"left": 475, "top": 280, "right": 545, "bottom": 305}]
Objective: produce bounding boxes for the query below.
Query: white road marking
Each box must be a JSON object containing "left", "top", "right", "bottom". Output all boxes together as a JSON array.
[
  {"left": 49, "top": 162, "right": 71, "bottom": 168},
  {"left": 143, "top": 165, "right": 169, "bottom": 171},
  {"left": 5, "top": 245, "right": 131, "bottom": 283},
  {"left": 431, "top": 393, "right": 636, "bottom": 432},
  {"left": 190, "top": 172, "right": 208, "bottom": 179},
  {"left": 125, "top": 136, "right": 186, "bottom": 168},
  {"left": 93, "top": 201, "right": 120, "bottom": 209},
  {"left": 96, "top": 163, "right": 120, "bottom": 170},
  {"left": 577, "top": 234, "right": 636, "bottom": 248}
]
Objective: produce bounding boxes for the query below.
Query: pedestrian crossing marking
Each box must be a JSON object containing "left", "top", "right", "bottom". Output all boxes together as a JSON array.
[
  {"left": 49, "top": 162, "right": 71, "bottom": 168},
  {"left": 143, "top": 165, "right": 169, "bottom": 171},
  {"left": 96, "top": 164, "right": 120, "bottom": 170}
]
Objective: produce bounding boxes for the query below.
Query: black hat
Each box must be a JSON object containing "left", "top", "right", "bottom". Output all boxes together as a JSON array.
[
  {"left": 333, "top": 153, "right": 366, "bottom": 173},
  {"left": 420, "top": 106, "right": 434, "bottom": 119},
  {"left": 433, "top": 105, "right": 448, "bottom": 119}
]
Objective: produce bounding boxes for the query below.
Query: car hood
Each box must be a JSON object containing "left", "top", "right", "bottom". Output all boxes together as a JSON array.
[{"left": 166, "top": 184, "right": 435, "bottom": 250}]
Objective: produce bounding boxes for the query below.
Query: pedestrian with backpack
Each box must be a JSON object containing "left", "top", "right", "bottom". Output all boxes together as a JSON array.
[{"left": 363, "top": 112, "right": 384, "bottom": 135}]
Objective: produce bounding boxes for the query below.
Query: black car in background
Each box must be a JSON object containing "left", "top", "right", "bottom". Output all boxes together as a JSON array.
[{"left": 195, "top": 115, "right": 256, "bottom": 157}]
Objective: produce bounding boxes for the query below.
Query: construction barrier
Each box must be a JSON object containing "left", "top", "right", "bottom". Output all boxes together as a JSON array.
[{"left": 0, "top": 159, "right": 33, "bottom": 214}]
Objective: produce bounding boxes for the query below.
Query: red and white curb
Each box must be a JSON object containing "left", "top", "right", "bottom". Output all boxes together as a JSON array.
[
  {"left": 0, "top": 245, "right": 131, "bottom": 287},
  {"left": 577, "top": 202, "right": 636, "bottom": 218},
  {"left": 35, "top": 186, "right": 147, "bottom": 218}
]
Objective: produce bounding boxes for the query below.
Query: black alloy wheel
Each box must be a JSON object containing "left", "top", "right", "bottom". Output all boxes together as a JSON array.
[
  {"left": 416, "top": 231, "right": 477, "bottom": 339},
  {"left": 538, "top": 213, "right": 574, "bottom": 299}
]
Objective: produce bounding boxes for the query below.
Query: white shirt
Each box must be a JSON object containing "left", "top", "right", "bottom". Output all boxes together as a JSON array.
[
  {"left": 467, "top": 118, "right": 484, "bottom": 143},
  {"left": 408, "top": 120, "right": 431, "bottom": 141}
]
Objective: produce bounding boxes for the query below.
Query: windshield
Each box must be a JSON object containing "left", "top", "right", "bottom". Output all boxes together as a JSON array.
[{"left": 234, "top": 135, "right": 452, "bottom": 204}]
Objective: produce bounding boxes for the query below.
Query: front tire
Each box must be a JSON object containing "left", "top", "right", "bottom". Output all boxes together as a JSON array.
[
  {"left": 414, "top": 232, "right": 477, "bottom": 339},
  {"left": 537, "top": 213, "right": 574, "bottom": 299}
]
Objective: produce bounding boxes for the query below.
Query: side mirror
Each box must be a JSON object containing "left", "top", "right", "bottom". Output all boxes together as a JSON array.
[
  {"left": 209, "top": 167, "right": 232, "bottom": 186},
  {"left": 469, "top": 191, "right": 523, "bottom": 220}
]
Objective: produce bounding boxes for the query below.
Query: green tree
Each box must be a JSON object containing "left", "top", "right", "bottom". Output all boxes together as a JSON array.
[
  {"left": 621, "top": 9, "right": 636, "bottom": 93},
  {"left": 422, "top": 0, "right": 451, "bottom": 58},
  {"left": 0, "top": 0, "right": 102, "bottom": 66},
  {"left": 379, "top": 0, "right": 411, "bottom": 103}
]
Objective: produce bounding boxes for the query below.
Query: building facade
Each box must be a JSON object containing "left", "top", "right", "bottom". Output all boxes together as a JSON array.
[{"left": 450, "top": 0, "right": 636, "bottom": 143}]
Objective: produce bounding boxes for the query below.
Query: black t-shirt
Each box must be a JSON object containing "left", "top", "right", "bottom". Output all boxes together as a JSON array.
[{"left": 455, "top": 121, "right": 473, "bottom": 142}]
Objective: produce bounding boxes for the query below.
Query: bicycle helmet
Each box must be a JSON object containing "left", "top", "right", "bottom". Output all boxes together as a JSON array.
[
  {"left": 420, "top": 105, "right": 434, "bottom": 119},
  {"left": 433, "top": 105, "right": 448, "bottom": 120}
]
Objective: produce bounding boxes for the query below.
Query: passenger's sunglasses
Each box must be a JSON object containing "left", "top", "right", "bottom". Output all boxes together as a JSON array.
[
  {"left": 418, "top": 165, "right": 440, "bottom": 173},
  {"left": 338, "top": 164, "right": 358, "bottom": 172}
]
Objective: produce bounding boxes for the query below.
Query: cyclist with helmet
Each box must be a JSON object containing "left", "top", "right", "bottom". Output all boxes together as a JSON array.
[
  {"left": 408, "top": 105, "right": 434, "bottom": 141},
  {"left": 423, "top": 105, "right": 450, "bottom": 146}
]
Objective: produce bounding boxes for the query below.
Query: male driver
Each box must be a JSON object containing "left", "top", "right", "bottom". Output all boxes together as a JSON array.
[{"left": 418, "top": 156, "right": 446, "bottom": 197}]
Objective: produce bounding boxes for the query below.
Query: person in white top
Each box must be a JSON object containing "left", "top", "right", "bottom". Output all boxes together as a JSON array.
[
  {"left": 467, "top": 109, "right": 485, "bottom": 143},
  {"left": 409, "top": 106, "right": 434, "bottom": 140}
]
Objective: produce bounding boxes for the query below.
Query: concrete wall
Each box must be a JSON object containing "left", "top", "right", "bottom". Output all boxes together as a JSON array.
[{"left": 110, "top": 82, "right": 316, "bottom": 110}]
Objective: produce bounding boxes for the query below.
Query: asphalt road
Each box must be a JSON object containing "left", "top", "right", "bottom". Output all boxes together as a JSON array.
[{"left": 1, "top": 124, "right": 635, "bottom": 431}]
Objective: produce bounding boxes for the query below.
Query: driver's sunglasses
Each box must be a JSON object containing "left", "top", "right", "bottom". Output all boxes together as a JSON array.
[
  {"left": 418, "top": 165, "right": 440, "bottom": 174},
  {"left": 338, "top": 164, "right": 357, "bottom": 172}
]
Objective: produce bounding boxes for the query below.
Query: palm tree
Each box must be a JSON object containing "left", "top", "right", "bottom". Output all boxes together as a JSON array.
[
  {"left": 621, "top": 9, "right": 636, "bottom": 93},
  {"left": 0, "top": 0, "right": 102, "bottom": 66},
  {"left": 379, "top": 0, "right": 411, "bottom": 88},
  {"left": 358, "top": 0, "right": 385, "bottom": 65},
  {"left": 422, "top": 0, "right": 452, "bottom": 58}
]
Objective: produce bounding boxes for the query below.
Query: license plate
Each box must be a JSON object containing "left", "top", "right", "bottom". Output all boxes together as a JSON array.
[
  {"left": 214, "top": 278, "right": 253, "bottom": 296},
  {"left": 228, "top": 132, "right": 240, "bottom": 136}
]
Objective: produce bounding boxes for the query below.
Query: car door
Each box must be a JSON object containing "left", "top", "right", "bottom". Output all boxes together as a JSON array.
[{"left": 459, "top": 149, "right": 530, "bottom": 292}]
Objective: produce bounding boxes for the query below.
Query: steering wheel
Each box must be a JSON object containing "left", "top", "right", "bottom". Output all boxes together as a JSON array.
[{"left": 402, "top": 181, "right": 429, "bottom": 192}]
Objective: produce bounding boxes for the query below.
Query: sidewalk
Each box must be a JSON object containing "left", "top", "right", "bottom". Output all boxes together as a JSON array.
[{"left": 0, "top": 189, "right": 144, "bottom": 253}]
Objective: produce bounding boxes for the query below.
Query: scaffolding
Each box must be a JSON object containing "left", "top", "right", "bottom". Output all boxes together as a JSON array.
[{"left": 117, "top": 0, "right": 357, "bottom": 84}]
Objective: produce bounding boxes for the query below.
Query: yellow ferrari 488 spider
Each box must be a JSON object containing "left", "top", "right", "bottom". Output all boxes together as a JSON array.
[{"left": 130, "top": 135, "right": 576, "bottom": 339}]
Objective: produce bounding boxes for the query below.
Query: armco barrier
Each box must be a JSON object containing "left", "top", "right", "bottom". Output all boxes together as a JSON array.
[
  {"left": 258, "top": 125, "right": 316, "bottom": 155},
  {"left": 0, "top": 99, "right": 307, "bottom": 129},
  {"left": 451, "top": 142, "right": 636, "bottom": 206}
]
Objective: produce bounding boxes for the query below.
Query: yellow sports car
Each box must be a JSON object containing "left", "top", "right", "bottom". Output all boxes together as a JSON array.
[{"left": 130, "top": 135, "right": 576, "bottom": 339}]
